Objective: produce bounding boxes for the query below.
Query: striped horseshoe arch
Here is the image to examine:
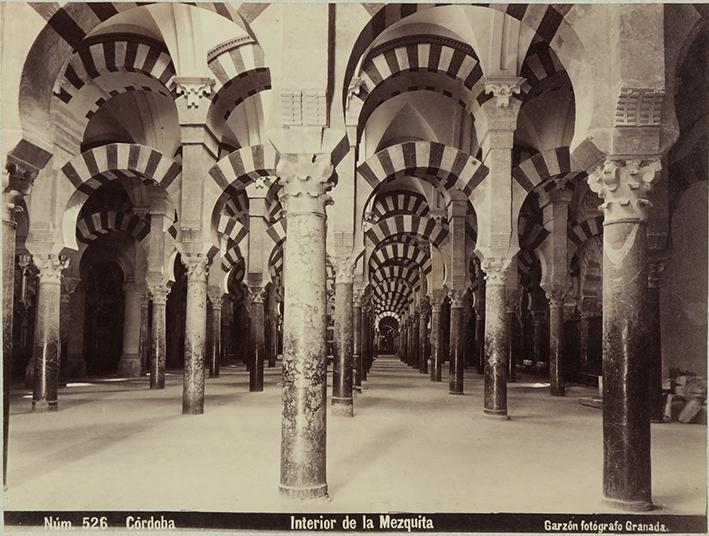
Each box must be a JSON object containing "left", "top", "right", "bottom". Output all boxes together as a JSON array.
[
  {"left": 344, "top": 3, "right": 577, "bottom": 109},
  {"left": 518, "top": 212, "right": 550, "bottom": 250},
  {"left": 61, "top": 143, "right": 181, "bottom": 206},
  {"left": 369, "top": 190, "right": 430, "bottom": 221},
  {"left": 365, "top": 214, "right": 448, "bottom": 249},
  {"left": 76, "top": 210, "right": 150, "bottom": 244},
  {"left": 268, "top": 240, "right": 285, "bottom": 282},
  {"left": 370, "top": 264, "right": 421, "bottom": 290},
  {"left": 266, "top": 219, "right": 287, "bottom": 245},
  {"left": 512, "top": 147, "right": 586, "bottom": 196},
  {"left": 208, "top": 144, "right": 278, "bottom": 195},
  {"left": 357, "top": 141, "right": 488, "bottom": 199},
  {"left": 369, "top": 242, "right": 432, "bottom": 275}
]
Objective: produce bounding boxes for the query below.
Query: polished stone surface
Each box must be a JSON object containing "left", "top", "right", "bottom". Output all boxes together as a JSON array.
[
  {"left": 429, "top": 303, "right": 441, "bottom": 382},
  {"left": 148, "top": 285, "right": 169, "bottom": 390},
  {"left": 4, "top": 357, "right": 705, "bottom": 514},
  {"left": 332, "top": 281, "right": 353, "bottom": 417},
  {"left": 547, "top": 293, "right": 566, "bottom": 397},
  {"left": 248, "top": 288, "right": 266, "bottom": 393},
  {"left": 3, "top": 213, "right": 16, "bottom": 486},
  {"left": 182, "top": 256, "right": 208, "bottom": 415},
  {"left": 483, "top": 262, "right": 509, "bottom": 418},
  {"left": 448, "top": 297, "right": 464, "bottom": 395}
]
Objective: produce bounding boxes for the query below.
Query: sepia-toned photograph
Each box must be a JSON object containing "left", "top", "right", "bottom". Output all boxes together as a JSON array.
[{"left": 1, "top": 1, "right": 707, "bottom": 534}]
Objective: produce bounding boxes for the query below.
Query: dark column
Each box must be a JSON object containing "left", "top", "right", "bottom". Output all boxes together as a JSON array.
[
  {"left": 429, "top": 293, "right": 442, "bottom": 382},
  {"left": 418, "top": 299, "right": 430, "bottom": 374},
  {"left": 248, "top": 287, "right": 266, "bottom": 392},
  {"left": 547, "top": 290, "right": 566, "bottom": 396},
  {"left": 139, "top": 291, "right": 150, "bottom": 375},
  {"left": 207, "top": 289, "right": 223, "bottom": 378},
  {"left": 481, "top": 258, "right": 511, "bottom": 418},
  {"left": 59, "top": 278, "right": 78, "bottom": 385},
  {"left": 277, "top": 154, "right": 332, "bottom": 500},
  {"left": 475, "top": 310, "right": 485, "bottom": 374},
  {"left": 648, "top": 261, "right": 665, "bottom": 423},
  {"left": 362, "top": 307, "right": 371, "bottom": 379},
  {"left": 506, "top": 309, "right": 517, "bottom": 382},
  {"left": 589, "top": 158, "right": 660, "bottom": 511},
  {"left": 182, "top": 254, "right": 208, "bottom": 414},
  {"left": 353, "top": 294, "right": 363, "bottom": 390},
  {"left": 332, "top": 258, "right": 355, "bottom": 416},
  {"left": 411, "top": 311, "right": 419, "bottom": 370},
  {"left": 269, "top": 317, "right": 278, "bottom": 367},
  {"left": 448, "top": 289, "right": 465, "bottom": 394},
  {"left": 440, "top": 300, "right": 450, "bottom": 379},
  {"left": 147, "top": 280, "right": 169, "bottom": 389},
  {"left": 532, "top": 312, "right": 546, "bottom": 368},
  {"left": 32, "top": 254, "right": 68, "bottom": 411}
]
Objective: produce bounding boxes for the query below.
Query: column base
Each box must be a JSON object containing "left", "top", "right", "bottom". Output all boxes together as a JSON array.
[
  {"left": 182, "top": 405, "right": 204, "bottom": 415},
  {"left": 117, "top": 355, "right": 141, "bottom": 377},
  {"left": 331, "top": 398, "right": 354, "bottom": 417},
  {"left": 483, "top": 409, "right": 509, "bottom": 420},
  {"left": 32, "top": 400, "right": 58, "bottom": 412},
  {"left": 279, "top": 483, "right": 329, "bottom": 500},
  {"left": 449, "top": 389, "right": 464, "bottom": 395},
  {"left": 603, "top": 496, "right": 654, "bottom": 512},
  {"left": 249, "top": 385, "right": 264, "bottom": 392}
]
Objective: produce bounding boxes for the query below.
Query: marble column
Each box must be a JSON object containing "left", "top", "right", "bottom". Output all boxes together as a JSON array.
[
  {"left": 506, "top": 309, "right": 517, "bottom": 382},
  {"left": 332, "top": 257, "right": 355, "bottom": 416},
  {"left": 352, "top": 294, "right": 363, "bottom": 390},
  {"left": 546, "top": 289, "right": 566, "bottom": 396},
  {"left": 277, "top": 154, "right": 333, "bottom": 499},
  {"left": 269, "top": 317, "right": 278, "bottom": 368},
  {"left": 482, "top": 258, "right": 511, "bottom": 418},
  {"left": 411, "top": 310, "right": 419, "bottom": 371},
  {"left": 648, "top": 261, "right": 665, "bottom": 423},
  {"left": 418, "top": 299, "right": 430, "bottom": 374},
  {"left": 362, "top": 307, "right": 371, "bottom": 379},
  {"left": 59, "top": 277, "right": 78, "bottom": 385},
  {"left": 448, "top": 289, "right": 465, "bottom": 394},
  {"left": 475, "top": 310, "right": 485, "bottom": 374},
  {"left": 147, "top": 280, "right": 169, "bottom": 389},
  {"left": 139, "top": 291, "right": 149, "bottom": 374},
  {"left": 182, "top": 254, "right": 209, "bottom": 414},
  {"left": 207, "top": 288, "right": 224, "bottom": 378},
  {"left": 66, "top": 283, "right": 87, "bottom": 377},
  {"left": 32, "top": 254, "right": 68, "bottom": 411},
  {"left": 248, "top": 287, "right": 266, "bottom": 392},
  {"left": 429, "top": 295, "right": 442, "bottom": 382},
  {"left": 118, "top": 281, "right": 142, "bottom": 377},
  {"left": 578, "top": 307, "right": 591, "bottom": 375},
  {"left": 588, "top": 158, "right": 660, "bottom": 511}
]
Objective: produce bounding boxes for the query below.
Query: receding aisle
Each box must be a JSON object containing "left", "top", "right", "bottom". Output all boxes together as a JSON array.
[{"left": 5, "top": 355, "right": 706, "bottom": 514}]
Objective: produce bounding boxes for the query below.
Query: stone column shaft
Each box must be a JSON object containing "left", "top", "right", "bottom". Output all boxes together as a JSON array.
[
  {"left": 208, "top": 291, "right": 223, "bottom": 378},
  {"left": 278, "top": 154, "right": 332, "bottom": 499},
  {"left": 589, "top": 158, "right": 660, "bottom": 511},
  {"left": 248, "top": 287, "right": 266, "bottom": 392},
  {"left": 430, "top": 302, "right": 442, "bottom": 382},
  {"left": 353, "top": 302, "right": 362, "bottom": 388},
  {"left": 648, "top": 262, "right": 665, "bottom": 423},
  {"left": 482, "top": 259, "right": 511, "bottom": 418},
  {"left": 139, "top": 293, "right": 149, "bottom": 374},
  {"left": 2, "top": 196, "right": 18, "bottom": 485},
  {"left": 118, "top": 283, "right": 142, "bottom": 377},
  {"left": 332, "top": 263, "right": 354, "bottom": 416},
  {"left": 448, "top": 290, "right": 465, "bottom": 394},
  {"left": 148, "top": 283, "right": 169, "bottom": 389},
  {"left": 418, "top": 302, "right": 430, "bottom": 374},
  {"left": 182, "top": 255, "right": 208, "bottom": 414},
  {"left": 506, "top": 310, "right": 517, "bottom": 382},
  {"left": 547, "top": 291, "right": 566, "bottom": 396},
  {"left": 32, "top": 255, "right": 67, "bottom": 411}
]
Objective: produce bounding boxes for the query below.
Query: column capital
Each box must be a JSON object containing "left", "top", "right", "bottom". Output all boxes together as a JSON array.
[
  {"left": 248, "top": 286, "right": 267, "bottom": 305},
  {"left": 483, "top": 76, "right": 525, "bottom": 109},
  {"left": 276, "top": 153, "right": 335, "bottom": 216},
  {"left": 34, "top": 254, "right": 69, "bottom": 284},
  {"left": 587, "top": 157, "right": 661, "bottom": 224},
  {"left": 147, "top": 279, "right": 171, "bottom": 305},
  {"left": 207, "top": 288, "right": 225, "bottom": 310},
  {"left": 170, "top": 77, "right": 215, "bottom": 110},
  {"left": 182, "top": 253, "right": 209, "bottom": 282},
  {"left": 480, "top": 257, "right": 512, "bottom": 287},
  {"left": 334, "top": 255, "right": 357, "bottom": 284},
  {"left": 448, "top": 288, "right": 465, "bottom": 308}
]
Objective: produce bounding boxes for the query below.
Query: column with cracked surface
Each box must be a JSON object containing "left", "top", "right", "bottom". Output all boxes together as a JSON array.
[{"left": 182, "top": 254, "right": 209, "bottom": 414}]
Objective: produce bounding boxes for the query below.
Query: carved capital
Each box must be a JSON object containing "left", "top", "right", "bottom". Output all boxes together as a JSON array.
[
  {"left": 483, "top": 76, "right": 525, "bottom": 108},
  {"left": 208, "top": 288, "right": 225, "bottom": 310},
  {"left": 480, "top": 257, "right": 512, "bottom": 287},
  {"left": 335, "top": 255, "right": 357, "bottom": 284},
  {"left": 276, "top": 154, "right": 334, "bottom": 216},
  {"left": 248, "top": 286, "right": 267, "bottom": 305},
  {"left": 587, "top": 158, "right": 661, "bottom": 224},
  {"left": 34, "top": 254, "right": 69, "bottom": 284},
  {"left": 448, "top": 288, "right": 465, "bottom": 308},
  {"left": 183, "top": 254, "right": 209, "bottom": 282},
  {"left": 147, "top": 280, "right": 171, "bottom": 305},
  {"left": 171, "top": 77, "right": 215, "bottom": 109}
]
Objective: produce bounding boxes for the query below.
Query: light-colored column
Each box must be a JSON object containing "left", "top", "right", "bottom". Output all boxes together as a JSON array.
[
  {"left": 118, "top": 280, "right": 142, "bottom": 377},
  {"left": 32, "top": 254, "right": 69, "bottom": 411},
  {"left": 418, "top": 298, "right": 430, "bottom": 374},
  {"left": 248, "top": 286, "right": 267, "bottom": 392},
  {"left": 147, "top": 279, "right": 170, "bottom": 389},
  {"left": 332, "top": 257, "right": 355, "bottom": 416},
  {"left": 481, "top": 257, "right": 512, "bottom": 418},
  {"left": 589, "top": 158, "right": 660, "bottom": 510},
  {"left": 277, "top": 154, "right": 333, "bottom": 499},
  {"left": 429, "top": 290, "right": 443, "bottom": 382},
  {"left": 207, "top": 288, "right": 224, "bottom": 378},
  {"left": 182, "top": 254, "right": 209, "bottom": 414},
  {"left": 448, "top": 289, "right": 465, "bottom": 394},
  {"left": 66, "top": 284, "right": 86, "bottom": 377}
]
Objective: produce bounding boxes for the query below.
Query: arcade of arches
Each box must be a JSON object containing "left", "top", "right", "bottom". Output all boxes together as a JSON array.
[{"left": 1, "top": 2, "right": 707, "bottom": 513}]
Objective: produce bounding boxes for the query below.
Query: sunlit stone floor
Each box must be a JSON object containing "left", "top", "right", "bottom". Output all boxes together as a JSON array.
[{"left": 5, "top": 355, "right": 706, "bottom": 514}]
